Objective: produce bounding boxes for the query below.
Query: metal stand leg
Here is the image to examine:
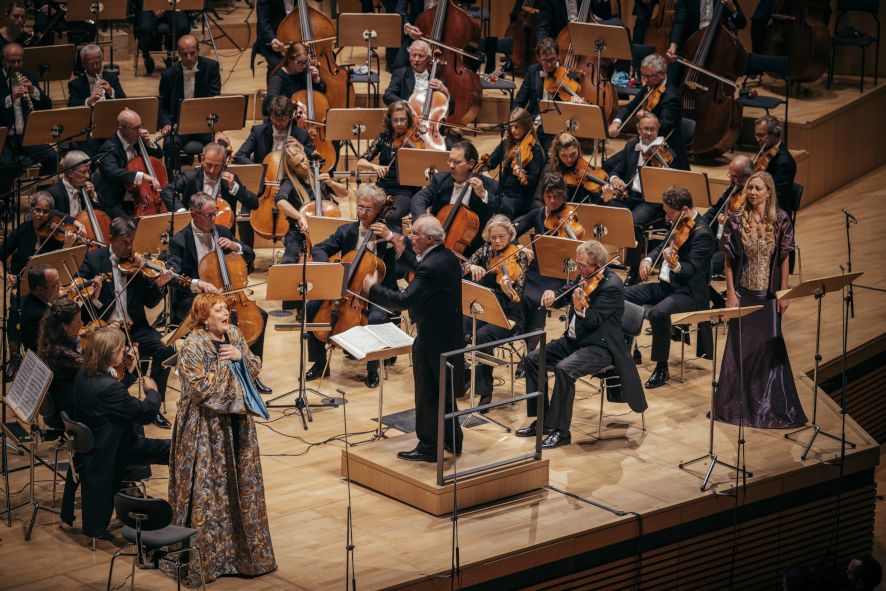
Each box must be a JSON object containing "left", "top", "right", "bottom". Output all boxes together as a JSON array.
[{"left": 462, "top": 313, "right": 511, "bottom": 433}]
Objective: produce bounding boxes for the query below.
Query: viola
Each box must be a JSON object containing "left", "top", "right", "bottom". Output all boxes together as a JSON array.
[
  {"left": 125, "top": 136, "right": 168, "bottom": 218},
  {"left": 507, "top": 133, "right": 536, "bottom": 185},
  {"left": 437, "top": 155, "right": 489, "bottom": 255},
  {"left": 408, "top": 52, "right": 448, "bottom": 151},
  {"left": 543, "top": 66, "right": 584, "bottom": 102},
  {"left": 487, "top": 243, "right": 523, "bottom": 303},
  {"left": 544, "top": 205, "right": 585, "bottom": 240},
  {"left": 562, "top": 156, "right": 608, "bottom": 193}
]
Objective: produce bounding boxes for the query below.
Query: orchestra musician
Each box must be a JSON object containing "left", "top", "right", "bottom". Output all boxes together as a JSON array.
[
  {"left": 382, "top": 39, "right": 450, "bottom": 109},
  {"left": 158, "top": 35, "right": 222, "bottom": 166},
  {"left": 263, "top": 42, "right": 326, "bottom": 117},
  {"left": 517, "top": 239, "right": 646, "bottom": 449},
  {"left": 36, "top": 299, "right": 83, "bottom": 429},
  {"left": 536, "top": 0, "right": 621, "bottom": 42},
  {"left": 363, "top": 215, "right": 464, "bottom": 461},
  {"left": 411, "top": 140, "right": 499, "bottom": 257},
  {"left": 603, "top": 112, "right": 674, "bottom": 284},
  {"left": 68, "top": 44, "right": 126, "bottom": 107},
  {"left": 253, "top": 0, "right": 296, "bottom": 75},
  {"left": 235, "top": 95, "right": 316, "bottom": 165},
  {"left": 608, "top": 53, "right": 690, "bottom": 170},
  {"left": 487, "top": 107, "right": 546, "bottom": 220},
  {"left": 93, "top": 109, "right": 166, "bottom": 220},
  {"left": 666, "top": 0, "right": 746, "bottom": 88},
  {"left": 0, "top": 2, "right": 28, "bottom": 48},
  {"left": 132, "top": 0, "right": 191, "bottom": 74},
  {"left": 77, "top": 217, "right": 178, "bottom": 427},
  {"left": 16, "top": 263, "right": 61, "bottom": 355},
  {"left": 753, "top": 115, "right": 796, "bottom": 214},
  {"left": 46, "top": 151, "right": 100, "bottom": 220},
  {"left": 0, "top": 43, "right": 56, "bottom": 199},
  {"left": 547, "top": 132, "right": 603, "bottom": 204},
  {"left": 702, "top": 154, "right": 752, "bottom": 277},
  {"left": 379, "top": 0, "right": 424, "bottom": 70},
  {"left": 461, "top": 215, "right": 528, "bottom": 409},
  {"left": 303, "top": 185, "right": 399, "bottom": 389},
  {"left": 166, "top": 192, "right": 273, "bottom": 395},
  {"left": 625, "top": 186, "right": 714, "bottom": 388},
  {"left": 34, "top": 0, "right": 95, "bottom": 46}
]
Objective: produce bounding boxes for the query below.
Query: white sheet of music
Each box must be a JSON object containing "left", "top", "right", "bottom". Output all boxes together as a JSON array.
[{"left": 5, "top": 350, "right": 53, "bottom": 424}]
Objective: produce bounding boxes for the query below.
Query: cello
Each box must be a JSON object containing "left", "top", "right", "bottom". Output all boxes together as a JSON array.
[
  {"left": 436, "top": 155, "right": 488, "bottom": 255},
  {"left": 276, "top": 0, "right": 353, "bottom": 110},
  {"left": 408, "top": 51, "right": 448, "bottom": 151},
  {"left": 299, "top": 155, "right": 341, "bottom": 256},
  {"left": 287, "top": 43, "right": 336, "bottom": 171},
  {"left": 414, "top": 0, "right": 483, "bottom": 126},
  {"left": 312, "top": 196, "right": 394, "bottom": 342},
  {"left": 126, "top": 135, "right": 168, "bottom": 218},
  {"left": 198, "top": 229, "right": 264, "bottom": 346},
  {"left": 250, "top": 134, "right": 293, "bottom": 241},
  {"left": 680, "top": 1, "right": 747, "bottom": 156},
  {"left": 763, "top": 0, "right": 830, "bottom": 83}
]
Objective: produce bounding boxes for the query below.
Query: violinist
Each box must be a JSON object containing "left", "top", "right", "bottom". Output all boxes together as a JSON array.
[
  {"left": 461, "top": 215, "right": 528, "bottom": 409},
  {"left": 36, "top": 299, "right": 83, "bottom": 429},
  {"left": 702, "top": 154, "right": 752, "bottom": 276},
  {"left": 514, "top": 174, "right": 583, "bottom": 359},
  {"left": 77, "top": 217, "right": 177, "bottom": 427},
  {"left": 262, "top": 42, "right": 327, "bottom": 117},
  {"left": 486, "top": 107, "right": 546, "bottom": 219},
  {"left": 6, "top": 264, "right": 61, "bottom": 381},
  {"left": 358, "top": 100, "right": 442, "bottom": 227},
  {"left": 304, "top": 186, "right": 399, "bottom": 389},
  {"left": 161, "top": 143, "right": 259, "bottom": 246},
  {"left": 517, "top": 240, "right": 646, "bottom": 449},
  {"left": 383, "top": 40, "right": 450, "bottom": 108},
  {"left": 547, "top": 132, "right": 604, "bottom": 204},
  {"left": 166, "top": 193, "right": 272, "bottom": 395},
  {"left": 603, "top": 112, "right": 674, "bottom": 284},
  {"left": 93, "top": 109, "right": 166, "bottom": 221},
  {"left": 411, "top": 140, "right": 499, "bottom": 257},
  {"left": 753, "top": 115, "right": 796, "bottom": 214},
  {"left": 607, "top": 54, "right": 690, "bottom": 170},
  {"left": 625, "top": 186, "right": 714, "bottom": 388}
]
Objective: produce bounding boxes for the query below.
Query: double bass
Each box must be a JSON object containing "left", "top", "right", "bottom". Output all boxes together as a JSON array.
[
  {"left": 286, "top": 43, "right": 336, "bottom": 171},
  {"left": 644, "top": 0, "right": 677, "bottom": 57},
  {"left": 680, "top": 1, "right": 747, "bottom": 156},
  {"left": 763, "top": 0, "right": 830, "bottom": 83},
  {"left": 506, "top": 0, "right": 541, "bottom": 72},
  {"left": 276, "top": 0, "right": 353, "bottom": 110},
  {"left": 415, "top": 0, "right": 483, "bottom": 126}
]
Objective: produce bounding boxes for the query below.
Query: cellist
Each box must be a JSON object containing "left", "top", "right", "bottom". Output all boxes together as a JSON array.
[
  {"left": 383, "top": 40, "right": 450, "bottom": 109},
  {"left": 486, "top": 107, "right": 546, "bottom": 219},
  {"left": 303, "top": 185, "right": 399, "bottom": 389}
]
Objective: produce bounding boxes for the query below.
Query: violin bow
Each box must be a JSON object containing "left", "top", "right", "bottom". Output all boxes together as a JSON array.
[
  {"left": 545, "top": 254, "right": 621, "bottom": 308},
  {"left": 614, "top": 84, "right": 660, "bottom": 136},
  {"left": 623, "top": 127, "right": 676, "bottom": 189},
  {"left": 647, "top": 209, "right": 687, "bottom": 274}
]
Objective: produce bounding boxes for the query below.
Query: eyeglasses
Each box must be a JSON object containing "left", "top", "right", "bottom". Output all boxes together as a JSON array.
[
  {"left": 119, "top": 124, "right": 140, "bottom": 131},
  {"left": 448, "top": 159, "right": 466, "bottom": 165},
  {"left": 31, "top": 207, "right": 51, "bottom": 215},
  {"left": 290, "top": 58, "right": 309, "bottom": 66},
  {"left": 196, "top": 211, "right": 218, "bottom": 218},
  {"left": 356, "top": 205, "right": 374, "bottom": 212},
  {"left": 640, "top": 72, "right": 662, "bottom": 80}
]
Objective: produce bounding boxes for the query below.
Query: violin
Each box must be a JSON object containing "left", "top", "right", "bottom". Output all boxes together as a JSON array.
[
  {"left": 642, "top": 143, "right": 674, "bottom": 168},
  {"left": 59, "top": 273, "right": 111, "bottom": 304},
  {"left": 488, "top": 243, "right": 523, "bottom": 303},
  {"left": 507, "top": 133, "right": 536, "bottom": 185},
  {"left": 125, "top": 135, "right": 169, "bottom": 218},
  {"left": 118, "top": 254, "right": 192, "bottom": 286},
  {"left": 437, "top": 154, "right": 489, "bottom": 255},
  {"left": 754, "top": 142, "right": 780, "bottom": 173},
  {"left": 544, "top": 204, "right": 585, "bottom": 240},
  {"left": 35, "top": 215, "right": 75, "bottom": 243},
  {"left": 663, "top": 216, "right": 695, "bottom": 269},
  {"left": 574, "top": 270, "right": 605, "bottom": 313},
  {"left": 543, "top": 66, "right": 584, "bottom": 102},
  {"left": 78, "top": 319, "right": 135, "bottom": 381},
  {"left": 562, "top": 156, "right": 608, "bottom": 193},
  {"left": 408, "top": 51, "right": 448, "bottom": 152},
  {"left": 392, "top": 124, "right": 425, "bottom": 150}
]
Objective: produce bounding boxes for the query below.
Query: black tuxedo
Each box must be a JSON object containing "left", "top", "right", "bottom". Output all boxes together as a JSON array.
[
  {"left": 17, "top": 294, "right": 49, "bottom": 353},
  {"left": 670, "top": 0, "right": 746, "bottom": 50},
  {"left": 604, "top": 137, "right": 675, "bottom": 207},
  {"left": 66, "top": 368, "right": 167, "bottom": 537},
  {"left": 233, "top": 121, "right": 315, "bottom": 165},
  {"left": 0, "top": 220, "right": 63, "bottom": 277},
  {"left": 382, "top": 67, "right": 454, "bottom": 115},
  {"left": 92, "top": 134, "right": 165, "bottom": 219},
  {"left": 411, "top": 171, "right": 500, "bottom": 256},
  {"left": 0, "top": 68, "right": 53, "bottom": 130},
  {"left": 487, "top": 140, "right": 546, "bottom": 218},
  {"left": 253, "top": 0, "right": 290, "bottom": 72},
  {"left": 614, "top": 85, "right": 689, "bottom": 170},
  {"left": 369, "top": 244, "right": 464, "bottom": 453},
  {"left": 263, "top": 69, "right": 327, "bottom": 116},
  {"left": 67, "top": 71, "right": 126, "bottom": 107},
  {"left": 526, "top": 268, "right": 647, "bottom": 434},
  {"left": 536, "top": 0, "right": 615, "bottom": 41},
  {"left": 158, "top": 56, "right": 222, "bottom": 129},
  {"left": 766, "top": 142, "right": 797, "bottom": 213},
  {"left": 626, "top": 213, "right": 715, "bottom": 362},
  {"left": 160, "top": 167, "right": 258, "bottom": 216}
]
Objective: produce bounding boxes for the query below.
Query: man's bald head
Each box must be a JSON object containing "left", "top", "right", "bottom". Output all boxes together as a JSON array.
[
  {"left": 2, "top": 42, "right": 23, "bottom": 69},
  {"left": 178, "top": 35, "right": 199, "bottom": 69},
  {"left": 728, "top": 154, "right": 753, "bottom": 186}
]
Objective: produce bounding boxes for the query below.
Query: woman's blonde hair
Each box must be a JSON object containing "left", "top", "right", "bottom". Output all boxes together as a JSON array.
[
  {"left": 82, "top": 327, "right": 124, "bottom": 376},
  {"left": 482, "top": 214, "right": 516, "bottom": 243},
  {"left": 283, "top": 144, "right": 312, "bottom": 208}
]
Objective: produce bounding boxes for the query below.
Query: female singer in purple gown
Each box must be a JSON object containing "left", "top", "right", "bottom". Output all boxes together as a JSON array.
[{"left": 713, "top": 171, "right": 807, "bottom": 429}]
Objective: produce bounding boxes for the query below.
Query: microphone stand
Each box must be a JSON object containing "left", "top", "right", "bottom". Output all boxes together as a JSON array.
[{"left": 843, "top": 209, "right": 856, "bottom": 319}]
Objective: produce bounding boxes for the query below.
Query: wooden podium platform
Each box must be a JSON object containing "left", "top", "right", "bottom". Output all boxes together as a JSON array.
[{"left": 341, "top": 431, "right": 550, "bottom": 515}]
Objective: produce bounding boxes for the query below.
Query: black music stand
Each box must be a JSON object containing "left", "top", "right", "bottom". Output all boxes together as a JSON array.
[
  {"left": 337, "top": 14, "right": 401, "bottom": 107},
  {"left": 90, "top": 97, "right": 160, "bottom": 139},
  {"left": 22, "top": 44, "right": 77, "bottom": 96},
  {"left": 265, "top": 263, "right": 347, "bottom": 429}
]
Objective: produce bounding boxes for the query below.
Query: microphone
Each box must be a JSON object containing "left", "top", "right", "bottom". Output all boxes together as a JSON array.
[
  {"left": 336, "top": 388, "right": 346, "bottom": 396},
  {"left": 841, "top": 208, "right": 857, "bottom": 224}
]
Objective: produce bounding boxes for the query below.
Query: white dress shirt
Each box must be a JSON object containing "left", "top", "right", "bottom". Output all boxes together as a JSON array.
[
  {"left": 413, "top": 70, "right": 430, "bottom": 95},
  {"left": 182, "top": 66, "right": 197, "bottom": 100},
  {"left": 450, "top": 178, "right": 487, "bottom": 206},
  {"left": 62, "top": 178, "right": 83, "bottom": 217},
  {"left": 107, "top": 248, "right": 131, "bottom": 324}
]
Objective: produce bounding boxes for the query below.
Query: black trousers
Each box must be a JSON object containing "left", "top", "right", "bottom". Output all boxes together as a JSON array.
[
  {"left": 130, "top": 323, "right": 175, "bottom": 402},
  {"left": 307, "top": 300, "right": 390, "bottom": 372},
  {"left": 381, "top": 188, "right": 415, "bottom": 228},
  {"left": 611, "top": 198, "right": 663, "bottom": 276},
  {"left": 135, "top": 10, "right": 190, "bottom": 59},
  {"left": 462, "top": 313, "right": 521, "bottom": 399},
  {"left": 625, "top": 282, "right": 696, "bottom": 363},
  {"left": 524, "top": 336, "right": 613, "bottom": 434},
  {"left": 751, "top": 0, "right": 776, "bottom": 53},
  {"left": 413, "top": 337, "right": 463, "bottom": 453},
  {"left": 129, "top": 436, "right": 170, "bottom": 467}
]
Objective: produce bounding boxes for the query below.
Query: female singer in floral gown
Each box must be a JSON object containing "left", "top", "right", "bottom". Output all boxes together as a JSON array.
[
  {"left": 165, "top": 293, "right": 276, "bottom": 585},
  {"left": 713, "top": 171, "right": 807, "bottom": 429}
]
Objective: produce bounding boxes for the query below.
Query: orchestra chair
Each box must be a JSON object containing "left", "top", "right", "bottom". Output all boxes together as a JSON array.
[
  {"left": 133, "top": 21, "right": 173, "bottom": 77},
  {"left": 576, "top": 300, "right": 646, "bottom": 440},
  {"left": 107, "top": 493, "right": 207, "bottom": 591},
  {"left": 739, "top": 54, "right": 790, "bottom": 143},
  {"left": 829, "top": 0, "right": 880, "bottom": 92},
  {"left": 479, "top": 37, "right": 517, "bottom": 107},
  {"left": 620, "top": 43, "right": 656, "bottom": 101}
]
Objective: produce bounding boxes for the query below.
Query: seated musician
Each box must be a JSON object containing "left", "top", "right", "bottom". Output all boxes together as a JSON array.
[
  {"left": 166, "top": 192, "right": 272, "bottom": 394},
  {"left": 382, "top": 40, "right": 450, "bottom": 110},
  {"left": 608, "top": 53, "right": 690, "bottom": 170},
  {"left": 46, "top": 151, "right": 102, "bottom": 221},
  {"left": 514, "top": 37, "right": 582, "bottom": 151},
  {"left": 754, "top": 115, "right": 796, "bottom": 213},
  {"left": 0, "top": 2, "right": 28, "bottom": 48},
  {"left": 68, "top": 44, "right": 126, "bottom": 107},
  {"left": 666, "top": 0, "right": 746, "bottom": 89},
  {"left": 262, "top": 42, "right": 326, "bottom": 117},
  {"left": 36, "top": 299, "right": 83, "bottom": 429},
  {"left": 487, "top": 107, "right": 546, "bottom": 220},
  {"left": 158, "top": 35, "right": 222, "bottom": 166},
  {"left": 78, "top": 217, "right": 177, "bottom": 427},
  {"left": 161, "top": 142, "right": 258, "bottom": 246},
  {"left": 625, "top": 186, "right": 714, "bottom": 388},
  {"left": 132, "top": 0, "right": 192, "bottom": 74},
  {"left": 517, "top": 239, "right": 646, "bottom": 449},
  {"left": 461, "top": 215, "right": 528, "bottom": 409},
  {"left": 253, "top": 0, "right": 296, "bottom": 75},
  {"left": 358, "top": 100, "right": 450, "bottom": 228},
  {"left": 235, "top": 95, "right": 315, "bottom": 165},
  {"left": 411, "top": 140, "right": 499, "bottom": 257},
  {"left": 702, "top": 154, "right": 752, "bottom": 278},
  {"left": 16, "top": 263, "right": 61, "bottom": 355},
  {"left": 93, "top": 109, "right": 167, "bottom": 220},
  {"left": 547, "top": 132, "right": 605, "bottom": 204},
  {"left": 304, "top": 185, "right": 399, "bottom": 389},
  {"left": 603, "top": 112, "right": 674, "bottom": 284},
  {"left": 0, "top": 43, "right": 56, "bottom": 199},
  {"left": 515, "top": 174, "right": 584, "bottom": 361},
  {"left": 536, "top": 0, "right": 621, "bottom": 42}
]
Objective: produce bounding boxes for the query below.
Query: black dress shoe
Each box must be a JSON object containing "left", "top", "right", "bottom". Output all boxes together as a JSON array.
[
  {"left": 153, "top": 413, "right": 171, "bottom": 428},
  {"left": 144, "top": 55, "right": 155, "bottom": 74},
  {"left": 365, "top": 371, "right": 380, "bottom": 388},
  {"left": 478, "top": 394, "right": 492, "bottom": 414},
  {"left": 305, "top": 363, "right": 329, "bottom": 381},
  {"left": 515, "top": 421, "right": 550, "bottom": 437},
  {"left": 645, "top": 364, "right": 670, "bottom": 389},
  {"left": 542, "top": 430, "right": 571, "bottom": 448},
  {"left": 254, "top": 377, "right": 272, "bottom": 393},
  {"left": 396, "top": 447, "right": 436, "bottom": 462},
  {"left": 383, "top": 356, "right": 396, "bottom": 367},
  {"left": 514, "top": 361, "right": 525, "bottom": 379}
]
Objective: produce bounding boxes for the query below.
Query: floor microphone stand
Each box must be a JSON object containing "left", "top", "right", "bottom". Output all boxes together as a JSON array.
[{"left": 843, "top": 209, "right": 856, "bottom": 318}]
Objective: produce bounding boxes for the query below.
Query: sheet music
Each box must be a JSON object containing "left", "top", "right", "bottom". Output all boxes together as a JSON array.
[
  {"left": 330, "top": 323, "right": 414, "bottom": 360},
  {"left": 4, "top": 350, "right": 53, "bottom": 424}
]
